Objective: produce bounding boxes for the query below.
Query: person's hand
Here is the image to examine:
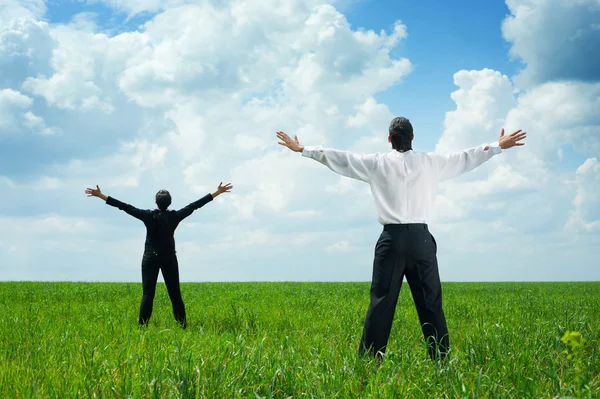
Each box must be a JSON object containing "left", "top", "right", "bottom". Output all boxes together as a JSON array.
[
  {"left": 85, "top": 185, "right": 102, "bottom": 197},
  {"left": 85, "top": 185, "right": 108, "bottom": 201},
  {"left": 276, "top": 131, "right": 304, "bottom": 153},
  {"left": 213, "top": 182, "right": 233, "bottom": 198},
  {"left": 499, "top": 128, "right": 527, "bottom": 149}
]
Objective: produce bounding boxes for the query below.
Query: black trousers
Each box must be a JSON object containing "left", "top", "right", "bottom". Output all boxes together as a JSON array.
[
  {"left": 359, "top": 224, "right": 449, "bottom": 360},
  {"left": 139, "top": 251, "right": 187, "bottom": 327}
]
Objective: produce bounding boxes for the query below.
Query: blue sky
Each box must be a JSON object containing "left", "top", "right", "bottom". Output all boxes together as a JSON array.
[
  {"left": 346, "top": 0, "right": 519, "bottom": 145},
  {"left": 0, "top": 0, "right": 599, "bottom": 282}
]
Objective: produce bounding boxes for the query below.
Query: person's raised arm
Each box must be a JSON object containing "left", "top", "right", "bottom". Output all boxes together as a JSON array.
[
  {"left": 433, "top": 128, "right": 527, "bottom": 182},
  {"left": 85, "top": 184, "right": 150, "bottom": 222},
  {"left": 276, "top": 131, "right": 377, "bottom": 182},
  {"left": 175, "top": 182, "right": 233, "bottom": 222}
]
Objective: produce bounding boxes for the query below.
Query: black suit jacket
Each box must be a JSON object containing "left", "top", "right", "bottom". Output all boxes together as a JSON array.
[{"left": 106, "top": 193, "right": 213, "bottom": 255}]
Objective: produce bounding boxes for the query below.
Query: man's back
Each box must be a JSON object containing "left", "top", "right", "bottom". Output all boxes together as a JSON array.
[
  {"left": 369, "top": 150, "right": 439, "bottom": 225},
  {"left": 143, "top": 210, "right": 180, "bottom": 254},
  {"left": 105, "top": 193, "right": 214, "bottom": 254},
  {"left": 301, "top": 142, "right": 503, "bottom": 225}
]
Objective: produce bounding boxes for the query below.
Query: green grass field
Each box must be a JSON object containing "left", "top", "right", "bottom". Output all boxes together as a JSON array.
[{"left": 0, "top": 282, "right": 598, "bottom": 398}]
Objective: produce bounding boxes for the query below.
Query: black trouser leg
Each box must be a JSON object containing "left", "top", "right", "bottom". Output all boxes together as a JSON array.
[
  {"left": 405, "top": 231, "right": 449, "bottom": 360},
  {"left": 161, "top": 254, "right": 187, "bottom": 328},
  {"left": 359, "top": 230, "right": 406, "bottom": 359},
  {"left": 140, "top": 255, "right": 160, "bottom": 326}
]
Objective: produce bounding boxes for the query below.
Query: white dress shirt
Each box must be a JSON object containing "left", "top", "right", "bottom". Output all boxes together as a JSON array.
[{"left": 302, "top": 142, "right": 503, "bottom": 225}]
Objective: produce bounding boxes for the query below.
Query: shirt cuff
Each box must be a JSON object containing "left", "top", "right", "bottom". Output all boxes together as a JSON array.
[
  {"left": 487, "top": 141, "right": 502, "bottom": 154},
  {"left": 301, "top": 145, "right": 323, "bottom": 158}
]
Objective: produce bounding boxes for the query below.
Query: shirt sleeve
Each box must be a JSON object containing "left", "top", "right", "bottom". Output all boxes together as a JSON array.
[
  {"left": 105, "top": 196, "right": 151, "bottom": 222},
  {"left": 301, "top": 146, "right": 378, "bottom": 182},
  {"left": 175, "top": 193, "right": 214, "bottom": 222},
  {"left": 430, "top": 142, "right": 503, "bottom": 182}
]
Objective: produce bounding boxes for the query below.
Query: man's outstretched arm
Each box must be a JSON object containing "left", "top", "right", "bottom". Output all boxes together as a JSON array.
[
  {"left": 434, "top": 128, "right": 527, "bottom": 182},
  {"left": 276, "top": 131, "right": 377, "bottom": 182},
  {"left": 85, "top": 184, "right": 150, "bottom": 221},
  {"left": 175, "top": 182, "right": 233, "bottom": 222}
]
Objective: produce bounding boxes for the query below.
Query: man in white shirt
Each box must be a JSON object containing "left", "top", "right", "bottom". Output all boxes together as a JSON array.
[{"left": 276, "top": 117, "right": 526, "bottom": 361}]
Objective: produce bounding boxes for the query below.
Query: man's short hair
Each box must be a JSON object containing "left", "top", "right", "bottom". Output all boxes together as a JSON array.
[
  {"left": 389, "top": 117, "right": 413, "bottom": 152},
  {"left": 155, "top": 190, "right": 172, "bottom": 211},
  {"left": 389, "top": 116, "right": 413, "bottom": 136}
]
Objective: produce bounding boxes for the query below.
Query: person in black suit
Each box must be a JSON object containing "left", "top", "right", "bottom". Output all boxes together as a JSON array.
[{"left": 85, "top": 182, "right": 232, "bottom": 328}]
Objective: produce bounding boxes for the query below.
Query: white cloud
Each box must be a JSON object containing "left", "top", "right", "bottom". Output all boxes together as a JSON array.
[
  {"left": 6, "top": 0, "right": 410, "bottom": 224},
  {"left": 0, "top": 0, "right": 598, "bottom": 282},
  {"left": 566, "top": 158, "right": 600, "bottom": 233},
  {"left": 0, "top": 89, "right": 60, "bottom": 136},
  {"left": 166, "top": 102, "right": 208, "bottom": 163},
  {"left": 0, "top": 89, "right": 32, "bottom": 132},
  {"left": 68, "top": 12, "right": 100, "bottom": 32},
  {"left": 427, "top": 62, "right": 599, "bottom": 282},
  {"left": 0, "top": 0, "right": 46, "bottom": 24},
  {"left": 182, "top": 161, "right": 213, "bottom": 196},
  {"left": 0, "top": 88, "right": 31, "bottom": 107},
  {"left": 125, "top": 140, "right": 168, "bottom": 170},
  {"left": 14, "top": 0, "right": 409, "bottom": 231},
  {"left": 228, "top": 151, "right": 310, "bottom": 219},
  {"left": 88, "top": 0, "right": 361, "bottom": 19},
  {"left": 0, "top": 17, "right": 55, "bottom": 86},
  {"left": 384, "top": 21, "right": 408, "bottom": 47},
  {"left": 505, "top": 81, "right": 600, "bottom": 158},
  {"left": 22, "top": 36, "right": 115, "bottom": 113},
  {"left": 502, "top": 0, "right": 600, "bottom": 86},
  {"left": 107, "top": 2, "right": 412, "bottom": 114},
  {"left": 22, "top": 111, "right": 59, "bottom": 135},
  {"left": 347, "top": 97, "right": 394, "bottom": 133},
  {"left": 436, "top": 69, "right": 517, "bottom": 154}
]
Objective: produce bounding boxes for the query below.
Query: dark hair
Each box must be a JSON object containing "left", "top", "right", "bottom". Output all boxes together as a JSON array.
[
  {"left": 155, "top": 189, "right": 171, "bottom": 211},
  {"left": 389, "top": 116, "right": 413, "bottom": 152}
]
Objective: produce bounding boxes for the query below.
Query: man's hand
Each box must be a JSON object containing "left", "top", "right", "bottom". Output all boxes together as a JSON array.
[
  {"left": 499, "top": 128, "right": 527, "bottom": 150},
  {"left": 212, "top": 182, "right": 233, "bottom": 198},
  {"left": 85, "top": 185, "right": 108, "bottom": 201},
  {"left": 277, "top": 131, "right": 305, "bottom": 153}
]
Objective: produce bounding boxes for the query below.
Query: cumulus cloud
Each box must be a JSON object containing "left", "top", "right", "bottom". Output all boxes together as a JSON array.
[
  {"left": 22, "top": 111, "right": 59, "bottom": 136},
  {"left": 20, "top": 26, "right": 117, "bottom": 113},
  {"left": 502, "top": 0, "right": 600, "bottom": 86},
  {"left": 505, "top": 82, "right": 600, "bottom": 158},
  {"left": 436, "top": 69, "right": 517, "bottom": 154},
  {"left": 0, "top": 0, "right": 46, "bottom": 24},
  {"left": 0, "top": 0, "right": 598, "bottom": 282},
  {"left": 425, "top": 4, "right": 600, "bottom": 281},
  {"left": 0, "top": 89, "right": 32, "bottom": 131},
  {"left": 0, "top": 0, "right": 413, "bottom": 281},
  {"left": 428, "top": 66, "right": 599, "bottom": 281},
  {"left": 434, "top": 69, "right": 600, "bottom": 222},
  {"left": 0, "top": 88, "right": 59, "bottom": 136},
  {"left": 0, "top": 18, "right": 55, "bottom": 88},
  {"left": 566, "top": 158, "right": 600, "bottom": 233}
]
